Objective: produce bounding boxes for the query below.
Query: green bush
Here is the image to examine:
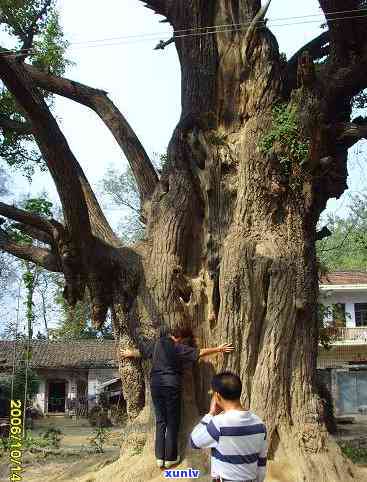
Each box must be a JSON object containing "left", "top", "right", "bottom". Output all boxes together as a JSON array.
[
  {"left": 340, "top": 445, "right": 367, "bottom": 464},
  {"left": 0, "top": 364, "right": 39, "bottom": 416},
  {"left": 42, "top": 428, "right": 63, "bottom": 448},
  {"left": 88, "top": 405, "right": 112, "bottom": 428},
  {"left": 89, "top": 427, "right": 110, "bottom": 454},
  {"left": 0, "top": 436, "right": 10, "bottom": 452},
  {"left": 23, "top": 433, "right": 50, "bottom": 450},
  {"left": 23, "top": 428, "right": 63, "bottom": 450},
  {"left": 260, "top": 103, "right": 310, "bottom": 175}
]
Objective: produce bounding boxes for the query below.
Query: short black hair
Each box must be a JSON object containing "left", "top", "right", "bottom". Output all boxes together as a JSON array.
[
  {"left": 211, "top": 372, "right": 242, "bottom": 400},
  {"left": 171, "top": 326, "right": 193, "bottom": 339}
]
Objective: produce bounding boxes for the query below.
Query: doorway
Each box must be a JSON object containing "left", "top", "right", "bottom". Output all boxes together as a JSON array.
[
  {"left": 336, "top": 370, "right": 367, "bottom": 414},
  {"left": 48, "top": 380, "right": 66, "bottom": 413}
]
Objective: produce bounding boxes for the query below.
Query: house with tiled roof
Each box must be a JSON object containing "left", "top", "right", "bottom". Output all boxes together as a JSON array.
[
  {"left": 0, "top": 340, "right": 120, "bottom": 415},
  {"left": 318, "top": 271, "right": 367, "bottom": 417}
]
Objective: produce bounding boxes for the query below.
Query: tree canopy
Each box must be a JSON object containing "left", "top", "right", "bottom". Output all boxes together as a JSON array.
[{"left": 317, "top": 195, "right": 367, "bottom": 270}]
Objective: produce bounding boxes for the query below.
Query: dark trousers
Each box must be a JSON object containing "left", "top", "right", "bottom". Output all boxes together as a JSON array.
[
  {"left": 212, "top": 480, "right": 256, "bottom": 482},
  {"left": 151, "top": 384, "right": 181, "bottom": 461}
]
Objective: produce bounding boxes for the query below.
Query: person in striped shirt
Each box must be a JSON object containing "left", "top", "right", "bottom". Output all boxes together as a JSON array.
[{"left": 190, "top": 372, "right": 267, "bottom": 482}]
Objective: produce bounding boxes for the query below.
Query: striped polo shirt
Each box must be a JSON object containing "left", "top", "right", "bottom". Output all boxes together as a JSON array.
[{"left": 190, "top": 409, "right": 267, "bottom": 481}]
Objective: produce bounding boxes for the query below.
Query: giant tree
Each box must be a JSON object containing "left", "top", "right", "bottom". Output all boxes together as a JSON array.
[{"left": 0, "top": 1, "right": 367, "bottom": 481}]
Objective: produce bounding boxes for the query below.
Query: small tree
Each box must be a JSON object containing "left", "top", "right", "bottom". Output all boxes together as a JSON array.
[
  {"left": 0, "top": 364, "right": 39, "bottom": 416},
  {"left": 317, "top": 194, "right": 367, "bottom": 270}
]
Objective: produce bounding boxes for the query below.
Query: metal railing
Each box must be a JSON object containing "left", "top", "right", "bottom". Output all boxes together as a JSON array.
[
  {"left": 66, "top": 397, "right": 88, "bottom": 417},
  {"left": 323, "top": 326, "right": 367, "bottom": 343}
]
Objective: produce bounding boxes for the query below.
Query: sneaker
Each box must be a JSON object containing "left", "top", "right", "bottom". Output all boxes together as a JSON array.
[
  {"left": 164, "top": 456, "right": 180, "bottom": 469},
  {"left": 156, "top": 459, "right": 164, "bottom": 468}
]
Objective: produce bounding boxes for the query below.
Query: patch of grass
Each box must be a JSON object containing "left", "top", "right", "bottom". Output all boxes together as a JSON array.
[
  {"left": 43, "top": 428, "right": 63, "bottom": 448},
  {"left": 340, "top": 445, "right": 367, "bottom": 464},
  {"left": 23, "top": 428, "right": 63, "bottom": 450},
  {"left": 0, "top": 437, "right": 10, "bottom": 452}
]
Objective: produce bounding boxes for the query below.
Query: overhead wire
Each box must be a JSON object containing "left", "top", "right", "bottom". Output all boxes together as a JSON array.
[
  {"left": 0, "top": 7, "right": 366, "bottom": 58},
  {"left": 68, "top": 7, "right": 367, "bottom": 43}
]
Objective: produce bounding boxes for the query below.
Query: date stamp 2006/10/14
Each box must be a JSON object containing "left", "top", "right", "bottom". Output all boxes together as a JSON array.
[{"left": 8, "top": 400, "right": 24, "bottom": 481}]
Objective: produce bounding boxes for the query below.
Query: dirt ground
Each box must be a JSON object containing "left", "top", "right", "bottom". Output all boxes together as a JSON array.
[
  {"left": 1, "top": 416, "right": 367, "bottom": 481},
  {"left": 29, "top": 415, "right": 123, "bottom": 451},
  {"left": 0, "top": 415, "right": 121, "bottom": 482}
]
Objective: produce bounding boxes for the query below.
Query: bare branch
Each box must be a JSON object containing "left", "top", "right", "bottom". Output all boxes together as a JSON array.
[
  {"left": 154, "top": 37, "right": 174, "bottom": 50},
  {"left": 0, "top": 114, "right": 33, "bottom": 135},
  {"left": 25, "top": 65, "right": 159, "bottom": 203},
  {"left": 0, "top": 228, "right": 59, "bottom": 271},
  {"left": 0, "top": 69, "right": 117, "bottom": 246}
]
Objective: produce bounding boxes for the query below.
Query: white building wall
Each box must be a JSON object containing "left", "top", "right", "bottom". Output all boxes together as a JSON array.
[
  {"left": 88, "top": 368, "right": 119, "bottom": 408},
  {"left": 33, "top": 369, "right": 88, "bottom": 414},
  {"left": 319, "top": 290, "right": 367, "bottom": 327},
  {"left": 34, "top": 378, "right": 46, "bottom": 413}
]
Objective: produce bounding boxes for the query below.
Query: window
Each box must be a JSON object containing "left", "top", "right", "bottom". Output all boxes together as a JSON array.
[
  {"left": 332, "top": 303, "right": 346, "bottom": 327},
  {"left": 355, "top": 303, "right": 367, "bottom": 327}
]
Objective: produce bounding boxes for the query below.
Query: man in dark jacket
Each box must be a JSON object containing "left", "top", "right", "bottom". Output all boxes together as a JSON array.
[{"left": 122, "top": 326, "right": 233, "bottom": 469}]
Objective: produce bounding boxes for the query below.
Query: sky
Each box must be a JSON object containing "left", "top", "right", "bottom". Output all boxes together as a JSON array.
[{"left": 1, "top": 0, "right": 366, "bottom": 334}]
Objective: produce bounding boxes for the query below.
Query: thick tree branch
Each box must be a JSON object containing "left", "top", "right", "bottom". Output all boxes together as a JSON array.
[
  {"left": 0, "top": 201, "right": 55, "bottom": 235},
  {"left": 0, "top": 55, "right": 94, "bottom": 255},
  {"left": 337, "top": 117, "right": 367, "bottom": 148},
  {"left": 314, "top": 45, "right": 367, "bottom": 119},
  {"left": 285, "top": 32, "right": 330, "bottom": 94},
  {"left": 21, "top": 0, "right": 53, "bottom": 56},
  {"left": 306, "top": 2, "right": 367, "bottom": 110},
  {"left": 139, "top": 0, "right": 171, "bottom": 19},
  {"left": 12, "top": 223, "right": 53, "bottom": 245},
  {"left": 0, "top": 114, "right": 33, "bottom": 135},
  {"left": 25, "top": 64, "right": 159, "bottom": 203},
  {"left": 0, "top": 228, "right": 59, "bottom": 271},
  {"left": 0, "top": 67, "right": 117, "bottom": 244},
  {"left": 319, "top": 1, "right": 366, "bottom": 61},
  {"left": 288, "top": 32, "right": 330, "bottom": 70}
]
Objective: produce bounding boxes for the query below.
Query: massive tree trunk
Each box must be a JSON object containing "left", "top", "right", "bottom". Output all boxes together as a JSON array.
[
  {"left": 1, "top": 1, "right": 367, "bottom": 481},
  {"left": 111, "top": 2, "right": 366, "bottom": 481},
  {"left": 108, "top": 3, "right": 364, "bottom": 481}
]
